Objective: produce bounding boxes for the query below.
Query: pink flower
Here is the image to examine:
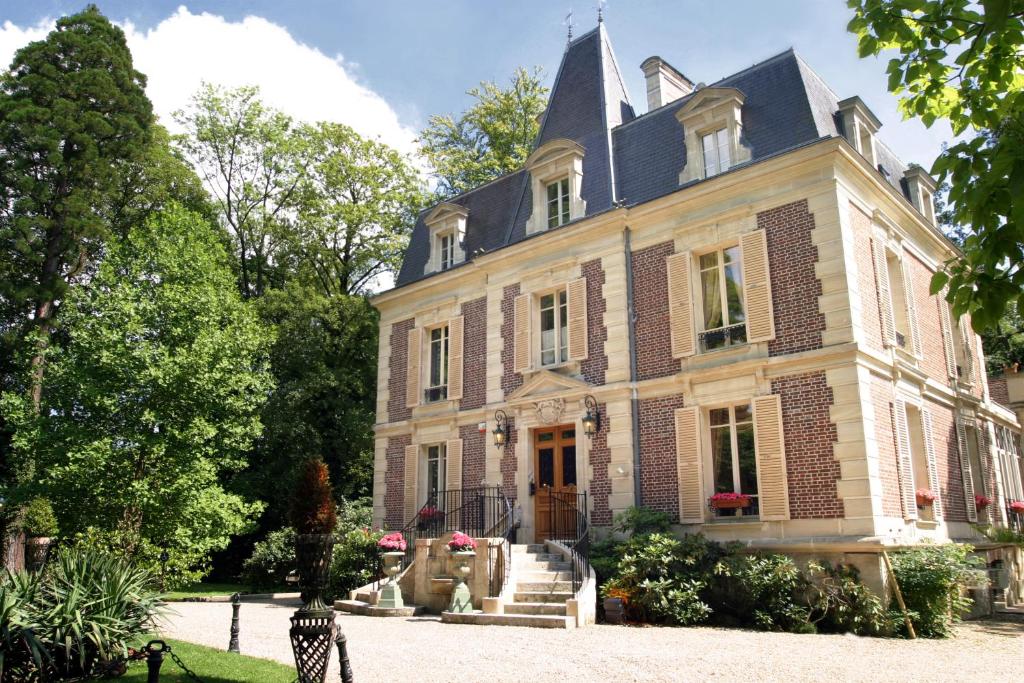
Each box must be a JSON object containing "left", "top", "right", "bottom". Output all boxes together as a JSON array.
[
  {"left": 915, "top": 489, "right": 936, "bottom": 504},
  {"left": 447, "top": 531, "right": 477, "bottom": 552},
  {"left": 378, "top": 532, "right": 407, "bottom": 552},
  {"left": 974, "top": 495, "right": 992, "bottom": 510},
  {"left": 1010, "top": 500, "right": 1024, "bottom": 514}
]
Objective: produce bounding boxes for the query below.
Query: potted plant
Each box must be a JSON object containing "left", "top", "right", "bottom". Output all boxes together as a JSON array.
[
  {"left": 290, "top": 458, "right": 337, "bottom": 613},
  {"left": 376, "top": 532, "right": 407, "bottom": 609},
  {"left": 22, "top": 497, "right": 58, "bottom": 572},
  {"left": 1010, "top": 500, "right": 1024, "bottom": 516},
  {"left": 708, "top": 492, "right": 752, "bottom": 510},
  {"left": 915, "top": 489, "right": 937, "bottom": 507},
  {"left": 417, "top": 505, "right": 444, "bottom": 531},
  {"left": 975, "top": 494, "right": 992, "bottom": 512},
  {"left": 446, "top": 532, "right": 477, "bottom": 613}
]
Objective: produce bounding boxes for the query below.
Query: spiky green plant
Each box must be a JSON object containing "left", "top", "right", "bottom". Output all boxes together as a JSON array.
[{"left": 0, "top": 570, "right": 48, "bottom": 679}]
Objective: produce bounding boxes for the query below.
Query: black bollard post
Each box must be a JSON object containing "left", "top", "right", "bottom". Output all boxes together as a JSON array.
[
  {"left": 229, "top": 592, "right": 241, "bottom": 653},
  {"left": 145, "top": 640, "right": 166, "bottom": 683},
  {"left": 336, "top": 631, "right": 354, "bottom": 683}
]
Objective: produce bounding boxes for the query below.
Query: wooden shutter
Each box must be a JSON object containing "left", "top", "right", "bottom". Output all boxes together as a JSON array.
[
  {"left": 447, "top": 316, "right": 464, "bottom": 401},
  {"left": 873, "top": 237, "right": 896, "bottom": 347},
  {"left": 567, "top": 277, "right": 589, "bottom": 361},
  {"left": 900, "top": 256, "right": 923, "bottom": 356},
  {"left": 938, "top": 290, "right": 958, "bottom": 381},
  {"left": 958, "top": 319, "right": 974, "bottom": 382},
  {"left": 740, "top": 230, "right": 775, "bottom": 343},
  {"left": 955, "top": 416, "right": 978, "bottom": 522},
  {"left": 977, "top": 421, "right": 992, "bottom": 498},
  {"left": 405, "top": 327, "right": 422, "bottom": 409},
  {"left": 752, "top": 395, "right": 789, "bottom": 520},
  {"left": 892, "top": 399, "right": 918, "bottom": 520},
  {"left": 446, "top": 439, "right": 463, "bottom": 493},
  {"left": 513, "top": 293, "right": 531, "bottom": 373},
  {"left": 666, "top": 252, "right": 696, "bottom": 357},
  {"left": 404, "top": 444, "right": 419, "bottom": 521},
  {"left": 920, "top": 407, "right": 943, "bottom": 519},
  {"left": 674, "top": 407, "right": 704, "bottom": 523}
]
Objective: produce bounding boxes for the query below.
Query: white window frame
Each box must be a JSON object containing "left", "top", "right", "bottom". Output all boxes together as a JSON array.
[
  {"left": 696, "top": 244, "right": 747, "bottom": 353},
  {"left": 425, "top": 324, "right": 449, "bottom": 402},
  {"left": 424, "top": 443, "right": 447, "bottom": 503},
  {"left": 701, "top": 128, "right": 731, "bottom": 177},
  {"left": 438, "top": 232, "right": 455, "bottom": 271},
  {"left": 884, "top": 249, "right": 912, "bottom": 350},
  {"left": 546, "top": 177, "right": 571, "bottom": 229},
  {"left": 537, "top": 287, "right": 569, "bottom": 368},
  {"left": 706, "top": 403, "right": 759, "bottom": 519},
  {"left": 996, "top": 425, "right": 1024, "bottom": 502}
]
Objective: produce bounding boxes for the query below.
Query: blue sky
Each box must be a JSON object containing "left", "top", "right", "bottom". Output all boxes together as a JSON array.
[{"left": 1, "top": 1, "right": 952, "bottom": 170}]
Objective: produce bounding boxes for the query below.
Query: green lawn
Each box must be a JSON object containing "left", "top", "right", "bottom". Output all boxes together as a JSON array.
[
  {"left": 161, "top": 582, "right": 253, "bottom": 601},
  {"left": 123, "top": 639, "right": 295, "bottom": 682}
]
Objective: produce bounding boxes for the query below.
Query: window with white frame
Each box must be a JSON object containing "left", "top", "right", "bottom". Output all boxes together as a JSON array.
[
  {"left": 709, "top": 404, "right": 758, "bottom": 517},
  {"left": 701, "top": 128, "right": 731, "bottom": 177},
  {"left": 996, "top": 425, "right": 1024, "bottom": 502},
  {"left": 425, "top": 325, "right": 449, "bottom": 402},
  {"left": 539, "top": 288, "right": 568, "bottom": 367},
  {"left": 425, "top": 443, "right": 447, "bottom": 503},
  {"left": 546, "top": 178, "right": 570, "bottom": 229},
  {"left": 885, "top": 251, "right": 911, "bottom": 349},
  {"left": 438, "top": 232, "right": 455, "bottom": 271},
  {"left": 698, "top": 245, "right": 746, "bottom": 352}
]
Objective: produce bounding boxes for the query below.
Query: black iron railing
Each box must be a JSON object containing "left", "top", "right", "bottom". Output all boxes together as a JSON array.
[
  {"left": 698, "top": 323, "right": 747, "bottom": 353},
  {"left": 546, "top": 491, "right": 590, "bottom": 595},
  {"left": 1007, "top": 504, "right": 1023, "bottom": 532}
]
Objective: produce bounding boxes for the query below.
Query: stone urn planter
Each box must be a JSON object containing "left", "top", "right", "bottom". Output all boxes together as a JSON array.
[
  {"left": 603, "top": 597, "right": 625, "bottom": 625},
  {"left": 24, "top": 537, "right": 52, "bottom": 573},
  {"left": 448, "top": 551, "right": 475, "bottom": 614},
  {"left": 378, "top": 551, "right": 406, "bottom": 608},
  {"left": 295, "top": 533, "right": 336, "bottom": 612}
]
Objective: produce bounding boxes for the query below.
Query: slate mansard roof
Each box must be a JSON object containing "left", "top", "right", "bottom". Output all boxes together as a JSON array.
[{"left": 394, "top": 25, "right": 910, "bottom": 288}]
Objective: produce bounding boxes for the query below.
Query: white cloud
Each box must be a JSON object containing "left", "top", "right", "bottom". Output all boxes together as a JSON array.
[{"left": 0, "top": 7, "right": 418, "bottom": 156}]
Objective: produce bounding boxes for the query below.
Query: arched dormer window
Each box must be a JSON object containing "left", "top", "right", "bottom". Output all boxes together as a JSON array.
[
  {"left": 524, "top": 139, "right": 586, "bottom": 235},
  {"left": 424, "top": 202, "right": 468, "bottom": 275},
  {"left": 675, "top": 86, "right": 752, "bottom": 185}
]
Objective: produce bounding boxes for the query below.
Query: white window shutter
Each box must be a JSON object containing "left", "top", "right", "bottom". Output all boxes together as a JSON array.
[
  {"left": 513, "top": 293, "right": 532, "bottom": 373},
  {"left": 752, "top": 394, "right": 790, "bottom": 520},
  {"left": 447, "top": 316, "right": 464, "bottom": 401},
  {"left": 873, "top": 238, "right": 897, "bottom": 347},
  {"left": 900, "top": 255, "right": 923, "bottom": 357},
  {"left": 404, "top": 444, "right": 419, "bottom": 521},
  {"left": 446, "top": 439, "right": 463, "bottom": 493},
  {"left": 666, "top": 251, "right": 696, "bottom": 357},
  {"left": 740, "top": 230, "right": 775, "bottom": 343},
  {"left": 955, "top": 416, "right": 978, "bottom": 522},
  {"left": 674, "top": 407, "right": 704, "bottom": 523},
  {"left": 892, "top": 399, "right": 918, "bottom": 520},
  {"left": 938, "top": 290, "right": 958, "bottom": 381},
  {"left": 920, "top": 407, "right": 942, "bottom": 519},
  {"left": 567, "top": 277, "right": 589, "bottom": 361},
  {"left": 405, "top": 327, "right": 422, "bottom": 409}
]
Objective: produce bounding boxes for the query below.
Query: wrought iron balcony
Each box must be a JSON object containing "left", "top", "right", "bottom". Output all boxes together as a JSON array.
[
  {"left": 698, "top": 323, "right": 747, "bottom": 353},
  {"left": 424, "top": 385, "right": 447, "bottom": 403}
]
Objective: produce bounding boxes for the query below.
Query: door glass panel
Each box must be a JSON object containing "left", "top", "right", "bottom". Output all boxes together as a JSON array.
[
  {"left": 537, "top": 431, "right": 554, "bottom": 442},
  {"left": 562, "top": 445, "right": 577, "bottom": 486},
  {"left": 561, "top": 429, "right": 575, "bottom": 440},
  {"left": 538, "top": 448, "right": 555, "bottom": 488}
]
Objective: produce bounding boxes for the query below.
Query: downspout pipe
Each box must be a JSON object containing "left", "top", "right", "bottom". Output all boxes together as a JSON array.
[{"left": 624, "top": 225, "right": 643, "bottom": 507}]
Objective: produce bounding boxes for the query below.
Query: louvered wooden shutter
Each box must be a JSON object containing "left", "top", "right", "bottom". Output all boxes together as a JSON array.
[
  {"left": 513, "top": 293, "right": 531, "bottom": 373},
  {"left": 892, "top": 399, "right": 918, "bottom": 520},
  {"left": 977, "top": 421, "right": 992, "bottom": 498},
  {"left": 666, "top": 252, "right": 696, "bottom": 357},
  {"left": 900, "top": 256, "right": 923, "bottom": 356},
  {"left": 753, "top": 395, "right": 789, "bottom": 520},
  {"left": 674, "top": 407, "right": 704, "bottom": 523},
  {"left": 958, "top": 319, "right": 974, "bottom": 382},
  {"left": 446, "top": 439, "right": 463, "bottom": 493},
  {"left": 447, "top": 316, "right": 464, "bottom": 401},
  {"left": 567, "top": 277, "right": 588, "bottom": 360},
  {"left": 955, "top": 416, "right": 978, "bottom": 522},
  {"left": 920, "top": 407, "right": 942, "bottom": 519},
  {"left": 405, "top": 327, "right": 422, "bottom": 409},
  {"left": 873, "top": 238, "right": 896, "bottom": 346},
  {"left": 740, "top": 230, "right": 775, "bottom": 343},
  {"left": 404, "top": 444, "right": 419, "bottom": 521},
  {"left": 938, "top": 291, "right": 958, "bottom": 381}
]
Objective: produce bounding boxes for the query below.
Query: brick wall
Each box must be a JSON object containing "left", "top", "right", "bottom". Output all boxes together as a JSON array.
[
  {"left": 459, "top": 423, "right": 486, "bottom": 489},
  {"left": 580, "top": 259, "right": 608, "bottom": 385},
  {"left": 588, "top": 404, "right": 612, "bottom": 525},
  {"left": 385, "top": 434, "right": 411, "bottom": 529},
  {"left": 500, "top": 417, "right": 518, "bottom": 503},
  {"left": 870, "top": 376, "right": 903, "bottom": 517},
  {"left": 638, "top": 394, "right": 685, "bottom": 520},
  {"left": 460, "top": 296, "right": 487, "bottom": 410},
  {"left": 386, "top": 318, "right": 415, "bottom": 423},
  {"left": 501, "top": 284, "right": 524, "bottom": 398},
  {"left": 771, "top": 372, "right": 843, "bottom": 518},
  {"left": 926, "top": 400, "right": 968, "bottom": 523},
  {"left": 760, "top": 199, "right": 826, "bottom": 356},
  {"left": 990, "top": 377, "right": 1011, "bottom": 408},
  {"left": 632, "top": 241, "right": 680, "bottom": 381},
  {"left": 905, "top": 252, "right": 948, "bottom": 384},
  {"left": 850, "top": 204, "right": 885, "bottom": 353}
]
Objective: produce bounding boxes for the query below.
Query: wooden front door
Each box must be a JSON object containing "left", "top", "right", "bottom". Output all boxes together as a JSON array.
[{"left": 533, "top": 425, "right": 579, "bottom": 542}]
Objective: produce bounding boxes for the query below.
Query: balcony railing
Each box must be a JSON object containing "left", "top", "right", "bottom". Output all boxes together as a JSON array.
[
  {"left": 424, "top": 385, "right": 447, "bottom": 403},
  {"left": 699, "top": 323, "right": 747, "bottom": 353}
]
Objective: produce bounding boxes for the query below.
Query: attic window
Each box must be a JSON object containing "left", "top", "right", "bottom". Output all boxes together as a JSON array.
[
  {"left": 674, "top": 87, "right": 750, "bottom": 185},
  {"left": 547, "top": 178, "right": 571, "bottom": 228},
  {"left": 423, "top": 202, "right": 468, "bottom": 275},
  {"left": 438, "top": 232, "right": 455, "bottom": 271},
  {"left": 702, "top": 129, "right": 732, "bottom": 177},
  {"left": 524, "top": 139, "right": 586, "bottom": 236}
]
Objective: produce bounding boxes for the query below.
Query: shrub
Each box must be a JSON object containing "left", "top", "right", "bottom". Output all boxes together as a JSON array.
[
  {"left": 21, "top": 498, "right": 58, "bottom": 538},
  {"left": 69, "top": 526, "right": 206, "bottom": 590},
  {"left": 0, "top": 571, "right": 47, "bottom": 680},
  {"left": 710, "top": 553, "right": 812, "bottom": 632},
  {"left": 290, "top": 458, "right": 336, "bottom": 535},
  {"left": 241, "top": 527, "right": 296, "bottom": 589},
  {"left": 330, "top": 526, "right": 384, "bottom": 599},
  {"left": 889, "top": 544, "right": 980, "bottom": 638},
  {"left": 805, "top": 561, "right": 890, "bottom": 636},
  {"left": 612, "top": 506, "right": 672, "bottom": 536}
]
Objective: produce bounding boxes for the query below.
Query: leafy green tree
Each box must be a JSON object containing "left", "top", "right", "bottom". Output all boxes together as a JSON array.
[
  {"left": 848, "top": 0, "right": 1024, "bottom": 331},
  {"left": 981, "top": 303, "right": 1024, "bottom": 373},
  {"left": 175, "top": 84, "right": 309, "bottom": 298},
  {"left": 2, "top": 204, "right": 272, "bottom": 575},
  {"left": 419, "top": 66, "right": 548, "bottom": 197},
  {"left": 0, "top": 5, "right": 153, "bottom": 409},
  {"left": 293, "top": 122, "right": 426, "bottom": 296}
]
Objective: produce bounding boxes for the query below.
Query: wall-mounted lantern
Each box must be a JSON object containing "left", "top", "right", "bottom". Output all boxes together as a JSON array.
[
  {"left": 493, "top": 410, "right": 508, "bottom": 449},
  {"left": 582, "top": 395, "right": 601, "bottom": 438}
]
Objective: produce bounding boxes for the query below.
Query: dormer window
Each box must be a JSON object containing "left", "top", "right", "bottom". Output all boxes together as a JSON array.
[
  {"left": 423, "top": 203, "right": 468, "bottom": 275},
  {"left": 438, "top": 232, "right": 454, "bottom": 271},
  {"left": 903, "top": 166, "right": 939, "bottom": 226},
  {"left": 837, "top": 96, "right": 882, "bottom": 169},
  {"left": 547, "top": 178, "right": 571, "bottom": 229},
  {"left": 701, "top": 128, "right": 732, "bottom": 177}
]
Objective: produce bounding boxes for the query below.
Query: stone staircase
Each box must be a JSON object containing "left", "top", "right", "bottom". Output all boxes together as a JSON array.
[{"left": 441, "top": 543, "right": 577, "bottom": 629}]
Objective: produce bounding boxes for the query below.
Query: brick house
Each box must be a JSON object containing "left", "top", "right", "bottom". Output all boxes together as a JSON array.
[{"left": 369, "top": 25, "right": 1024, "bottom": 601}]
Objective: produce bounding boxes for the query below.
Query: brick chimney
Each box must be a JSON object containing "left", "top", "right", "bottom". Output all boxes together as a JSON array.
[{"left": 641, "top": 56, "right": 694, "bottom": 111}]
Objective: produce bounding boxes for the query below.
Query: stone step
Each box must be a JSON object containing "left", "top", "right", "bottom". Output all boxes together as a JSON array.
[
  {"left": 518, "top": 570, "right": 571, "bottom": 581},
  {"left": 513, "top": 553, "right": 563, "bottom": 564},
  {"left": 334, "top": 599, "right": 424, "bottom": 617},
  {"left": 514, "top": 590, "right": 574, "bottom": 604},
  {"left": 441, "top": 611, "right": 573, "bottom": 629},
  {"left": 505, "top": 602, "right": 568, "bottom": 616},
  {"left": 516, "top": 580, "right": 574, "bottom": 592},
  {"left": 514, "top": 559, "right": 572, "bottom": 571},
  {"left": 510, "top": 544, "right": 547, "bottom": 554}
]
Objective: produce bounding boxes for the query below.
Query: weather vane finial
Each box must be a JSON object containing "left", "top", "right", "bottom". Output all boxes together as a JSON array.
[
  {"left": 564, "top": 9, "right": 574, "bottom": 42},
  {"left": 598, "top": 0, "right": 606, "bottom": 23}
]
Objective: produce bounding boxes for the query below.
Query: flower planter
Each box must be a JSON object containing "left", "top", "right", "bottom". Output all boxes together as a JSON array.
[
  {"left": 603, "top": 597, "right": 624, "bottom": 625},
  {"left": 378, "top": 551, "right": 406, "bottom": 609},
  {"left": 711, "top": 499, "right": 751, "bottom": 510},
  {"left": 24, "top": 537, "right": 51, "bottom": 572},
  {"left": 448, "top": 550, "right": 475, "bottom": 614},
  {"left": 916, "top": 494, "right": 936, "bottom": 507},
  {"left": 294, "top": 533, "right": 336, "bottom": 613}
]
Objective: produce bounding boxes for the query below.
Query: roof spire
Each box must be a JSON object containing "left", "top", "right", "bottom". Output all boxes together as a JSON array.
[
  {"left": 597, "top": 0, "right": 605, "bottom": 23},
  {"left": 564, "top": 9, "right": 574, "bottom": 43}
]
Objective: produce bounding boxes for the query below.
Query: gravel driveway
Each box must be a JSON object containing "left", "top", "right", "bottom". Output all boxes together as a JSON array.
[{"left": 158, "top": 600, "right": 1024, "bottom": 682}]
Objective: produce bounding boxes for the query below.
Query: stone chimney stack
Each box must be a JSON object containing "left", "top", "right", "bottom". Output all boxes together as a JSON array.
[{"left": 641, "top": 56, "right": 694, "bottom": 111}]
